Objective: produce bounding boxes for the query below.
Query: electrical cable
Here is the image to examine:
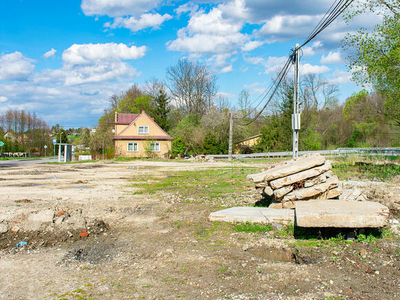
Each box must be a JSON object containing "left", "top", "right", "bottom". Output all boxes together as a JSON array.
[{"left": 234, "top": 0, "right": 354, "bottom": 126}]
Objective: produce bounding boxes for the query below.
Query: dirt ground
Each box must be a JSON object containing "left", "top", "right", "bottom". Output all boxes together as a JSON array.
[{"left": 0, "top": 160, "right": 399, "bottom": 300}]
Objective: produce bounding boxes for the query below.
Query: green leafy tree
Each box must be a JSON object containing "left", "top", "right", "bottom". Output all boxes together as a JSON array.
[
  {"left": 342, "top": 0, "right": 400, "bottom": 126},
  {"left": 256, "top": 81, "right": 293, "bottom": 152},
  {"left": 171, "top": 137, "right": 186, "bottom": 157}
]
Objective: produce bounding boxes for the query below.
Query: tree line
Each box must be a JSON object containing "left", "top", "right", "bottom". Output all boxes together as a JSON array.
[{"left": 0, "top": 110, "right": 52, "bottom": 155}]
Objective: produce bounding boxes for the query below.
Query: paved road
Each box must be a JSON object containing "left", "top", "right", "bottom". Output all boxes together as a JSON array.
[{"left": 0, "top": 157, "right": 57, "bottom": 168}]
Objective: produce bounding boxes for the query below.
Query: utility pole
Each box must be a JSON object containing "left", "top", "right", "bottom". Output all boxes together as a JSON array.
[
  {"left": 228, "top": 112, "right": 233, "bottom": 161},
  {"left": 292, "top": 44, "right": 300, "bottom": 159}
]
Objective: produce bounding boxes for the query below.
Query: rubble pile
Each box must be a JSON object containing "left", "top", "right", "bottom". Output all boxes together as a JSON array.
[{"left": 248, "top": 154, "right": 341, "bottom": 208}]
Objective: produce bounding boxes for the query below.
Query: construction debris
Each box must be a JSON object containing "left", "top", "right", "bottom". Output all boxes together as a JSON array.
[{"left": 248, "top": 154, "right": 341, "bottom": 208}]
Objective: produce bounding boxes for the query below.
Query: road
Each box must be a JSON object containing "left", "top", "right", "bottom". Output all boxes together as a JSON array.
[{"left": 0, "top": 157, "right": 57, "bottom": 167}]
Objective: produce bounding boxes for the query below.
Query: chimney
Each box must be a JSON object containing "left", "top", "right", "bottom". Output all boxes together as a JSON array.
[
  {"left": 115, "top": 111, "right": 118, "bottom": 122},
  {"left": 141, "top": 110, "right": 145, "bottom": 114}
]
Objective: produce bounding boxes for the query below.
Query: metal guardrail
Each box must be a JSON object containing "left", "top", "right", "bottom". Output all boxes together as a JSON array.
[{"left": 207, "top": 147, "right": 400, "bottom": 160}]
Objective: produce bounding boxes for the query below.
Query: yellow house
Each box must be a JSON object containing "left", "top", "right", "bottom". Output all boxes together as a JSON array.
[
  {"left": 113, "top": 111, "right": 173, "bottom": 158},
  {"left": 235, "top": 134, "right": 261, "bottom": 154}
]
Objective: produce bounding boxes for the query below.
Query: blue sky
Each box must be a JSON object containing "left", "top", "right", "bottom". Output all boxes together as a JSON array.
[{"left": 0, "top": 0, "right": 377, "bottom": 128}]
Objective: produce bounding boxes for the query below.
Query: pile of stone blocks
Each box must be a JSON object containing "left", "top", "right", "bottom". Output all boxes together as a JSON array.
[{"left": 248, "top": 154, "right": 341, "bottom": 209}]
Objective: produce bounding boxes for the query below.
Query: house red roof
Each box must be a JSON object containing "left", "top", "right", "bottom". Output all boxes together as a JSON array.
[
  {"left": 113, "top": 135, "right": 173, "bottom": 141},
  {"left": 114, "top": 113, "right": 140, "bottom": 125},
  {"left": 113, "top": 111, "right": 173, "bottom": 141}
]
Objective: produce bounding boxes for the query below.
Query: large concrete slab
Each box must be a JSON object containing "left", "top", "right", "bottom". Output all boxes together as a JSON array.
[
  {"left": 209, "top": 207, "right": 294, "bottom": 224},
  {"left": 295, "top": 200, "right": 389, "bottom": 228},
  {"left": 250, "top": 154, "right": 325, "bottom": 183}
]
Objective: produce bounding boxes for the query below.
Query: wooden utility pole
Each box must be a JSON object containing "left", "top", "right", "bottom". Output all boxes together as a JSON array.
[
  {"left": 292, "top": 44, "right": 300, "bottom": 159},
  {"left": 228, "top": 112, "right": 233, "bottom": 161}
]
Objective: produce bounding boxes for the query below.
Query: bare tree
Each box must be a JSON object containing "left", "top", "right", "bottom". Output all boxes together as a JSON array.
[
  {"left": 301, "top": 74, "right": 339, "bottom": 110},
  {"left": 166, "top": 59, "right": 218, "bottom": 117}
]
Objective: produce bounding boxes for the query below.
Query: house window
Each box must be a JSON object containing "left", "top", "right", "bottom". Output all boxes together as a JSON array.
[
  {"left": 127, "top": 142, "right": 138, "bottom": 152},
  {"left": 138, "top": 126, "right": 149, "bottom": 134},
  {"left": 149, "top": 142, "right": 160, "bottom": 152}
]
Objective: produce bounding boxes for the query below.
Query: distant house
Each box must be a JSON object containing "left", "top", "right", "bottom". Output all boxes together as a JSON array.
[
  {"left": 4, "top": 130, "right": 28, "bottom": 143},
  {"left": 235, "top": 134, "right": 261, "bottom": 154},
  {"left": 113, "top": 111, "right": 173, "bottom": 158}
]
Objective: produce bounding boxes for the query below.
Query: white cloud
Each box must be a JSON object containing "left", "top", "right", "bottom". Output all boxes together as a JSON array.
[
  {"left": 241, "top": 40, "right": 264, "bottom": 52},
  {"left": 257, "top": 14, "right": 323, "bottom": 42},
  {"left": 81, "top": 0, "right": 161, "bottom": 17},
  {"left": 62, "top": 43, "right": 146, "bottom": 65},
  {"left": 176, "top": 2, "right": 199, "bottom": 16},
  {"left": 0, "top": 96, "right": 8, "bottom": 103},
  {"left": 34, "top": 43, "right": 146, "bottom": 86},
  {"left": 219, "top": 0, "right": 249, "bottom": 20},
  {"left": 167, "top": 0, "right": 257, "bottom": 72},
  {"left": 107, "top": 13, "right": 172, "bottom": 32},
  {"left": 168, "top": 29, "right": 245, "bottom": 54},
  {"left": 0, "top": 52, "right": 36, "bottom": 81},
  {"left": 320, "top": 51, "right": 343, "bottom": 64},
  {"left": 301, "top": 41, "right": 323, "bottom": 56},
  {"left": 220, "top": 65, "right": 233, "bottom": 73},
  {"left": 43, "top": 48, "right": 57, "bottom": 58},
  {"left": 300, "top": 63, "right": 330, "bottom": 75},
  {"left": 245, "top": 56, "right": 290, "bottom": 75},
  {"left": 328, "top": 69, "right": 352, "bottom": 84},
  {"left": 63, "top": 61, "right": 141, "bottom": 86}
]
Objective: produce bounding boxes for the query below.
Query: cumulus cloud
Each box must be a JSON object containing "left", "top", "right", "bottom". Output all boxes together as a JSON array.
[
  {"left": 327, "top": 69, "right": 352, "bottom": 84},
  {"left": 43, "top": 48, "right": 57, "bottom": 58},
  {"left": 0, "top": 52, "right": 36, "bottom": 81},
  {"left": 320, "top": 51, "right": 343, "bottom": 64},
  {"left": 0, "top": 96, "right": 8, "bottom": 103},
  {"left": 81, "top": 0, "right": 161, "bottom": 17},
  {"left": 34, "top": 43, "right": 146, "bottom": 86},
  {"left": 245, "top": 56, "right": 290, "bottom": 75},
  {"left": 176, "top": 2, "right": 199, "bottom": 16},
  {"left": 62, "top": 43, "right": 146, "bottom": 65},
  {"left": 168, "top": 0, "right": 258, "bottom": 71},
  {"left": 302, "top": 41, "right": 323, "bottom": 56},
  {"left": 220, "top": 65, "right": 233, "bottom": 73},
  {"left": 257, "top": 14, "right": 323, "bottom": 42},
  {"left": 241, "top": 40, "right": 264, "bottom": 52},
  {"left": 107, "top": 13, "right": 172, "bottom": 32},
  {"left": 300, "top": 63, "right": 330, "bottom": 75}
]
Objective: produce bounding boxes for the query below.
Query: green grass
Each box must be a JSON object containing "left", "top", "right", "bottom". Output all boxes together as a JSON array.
[
  {"left": 130, "top": 167, "right": 260, "bottom": 200},
  {"left": 233, "top": 221, "right": 273, "bottom": 233},
  {"left": 332, "top": 158, "right": 400, "bottom": 181}
]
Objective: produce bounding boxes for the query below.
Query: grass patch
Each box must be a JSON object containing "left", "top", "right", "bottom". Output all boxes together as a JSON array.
[
  {"left": 130, "top": 167, "right": 260, "bottom": 200},
  {"left": 233, "top": 222, "right": 273, "bottom": 233},
  {"left": 332, "top": 157, "right": 400, "bottom": 181}
]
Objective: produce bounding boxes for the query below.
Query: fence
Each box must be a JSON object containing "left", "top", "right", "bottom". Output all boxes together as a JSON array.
[{"left": 207, "top": 147, "right": 400, "bottom": 160}]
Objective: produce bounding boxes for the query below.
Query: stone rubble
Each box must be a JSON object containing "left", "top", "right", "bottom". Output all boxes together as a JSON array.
[{"left": 248, "top": 153, "right": 341, "bottom": 208}]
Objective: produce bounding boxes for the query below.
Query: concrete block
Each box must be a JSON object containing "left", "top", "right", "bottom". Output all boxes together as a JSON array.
[
  {"left": 283, "top": 176, "right": 339, "bottom": 201},
  {"left": 270, "top": 161, "right": 331, "bottom": 189},
  {"left": 295, "top": 200, "right": 389, "bottom": 228},
  {"left": 251, "top": 154, "right": 325, "bottom": 183},
  {"left": 209, "top": 207, "right": 294, "bottom": 225}
]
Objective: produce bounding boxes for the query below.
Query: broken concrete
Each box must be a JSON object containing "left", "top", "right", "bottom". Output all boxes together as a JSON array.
[
  {"left": 295, "top": 200, "right": 389, "bottom": 228},
  {"left": 282, "top": 176, "right": 339, "bottom": 202},
  {"left": 209, "top": 207, "right": 294, "bottom": 225},
  {"left": 269, "top": 161, "right": 331, "bottom": 189},
  {"left": 0, "top": 223, "right": 8, "bottom": 234},
  {"left": 250, "top": 154, "right": 325, "bottom": 183},
  {"left": 28, "top": 209, "right": 54, "bottom": 224}
]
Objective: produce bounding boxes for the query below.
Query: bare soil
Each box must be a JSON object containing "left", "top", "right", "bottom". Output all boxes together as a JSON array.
[{"left": 0, "top": 160, "right": 399, "bottom": 300}]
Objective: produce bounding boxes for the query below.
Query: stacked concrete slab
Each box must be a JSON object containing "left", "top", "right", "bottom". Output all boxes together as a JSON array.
[{"left": 248, "top": 154, "right": 341, "bottom": 208}]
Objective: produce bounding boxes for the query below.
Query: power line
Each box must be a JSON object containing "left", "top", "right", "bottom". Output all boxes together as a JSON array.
[{"left": 235, "top": 0, "right": 354, "bottom": 126}]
